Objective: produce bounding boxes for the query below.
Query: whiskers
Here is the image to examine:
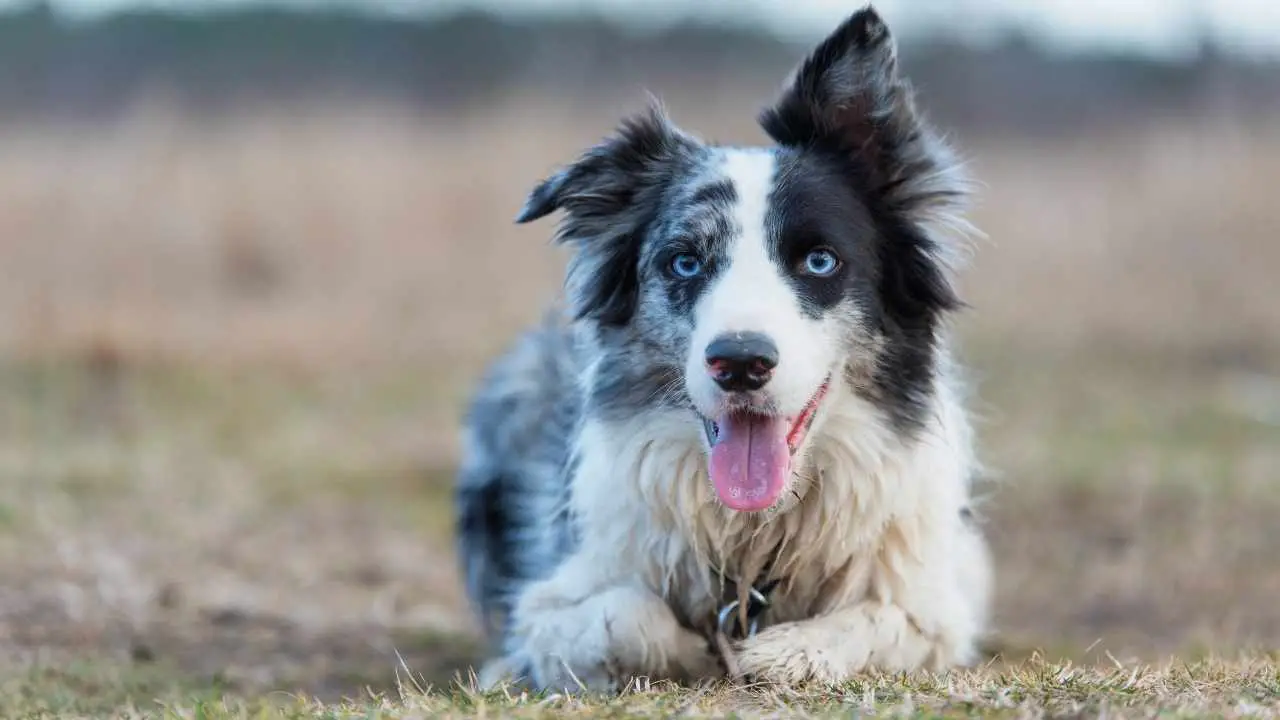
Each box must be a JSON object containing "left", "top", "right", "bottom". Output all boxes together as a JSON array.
[{"left": 644, "top": 373, "right": 690, "bottom": 409}]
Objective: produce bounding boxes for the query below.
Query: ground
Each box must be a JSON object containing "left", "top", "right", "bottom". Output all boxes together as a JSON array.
[{"left": 0, "top": 103, "right": 1277, "bottom": 717}]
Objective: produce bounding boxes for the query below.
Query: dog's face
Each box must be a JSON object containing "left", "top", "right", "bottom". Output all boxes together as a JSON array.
[{"left": 516, "top": 8, "right": 970, "bottom": 512}]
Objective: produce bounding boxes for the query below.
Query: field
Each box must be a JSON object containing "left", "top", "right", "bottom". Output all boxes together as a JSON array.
[{"left": 0, "top": 95, "right": 1278, "bottom": 717}]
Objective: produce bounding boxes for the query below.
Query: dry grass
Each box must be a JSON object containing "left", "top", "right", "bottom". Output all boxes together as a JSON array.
[
  {"left": 7, "top": 657, "right": 1279, "bottom": 718},
  {"left": 394, "top": 657, "right": 1280, "bottom": 718},
  {"left": 0, "top": 95, "right": 1277, "bottom": 716},
  {"left": 5, "top": 97, "right": 1278, "bottom": 367}
]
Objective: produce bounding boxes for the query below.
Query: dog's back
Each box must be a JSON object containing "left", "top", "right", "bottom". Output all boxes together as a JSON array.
[{"left": 454, "top": 312, "right": 581, "bottom": 646}]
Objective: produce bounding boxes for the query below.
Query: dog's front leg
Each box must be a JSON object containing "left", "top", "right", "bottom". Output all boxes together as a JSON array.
[
  {"left": 732, "top": 600, "right": 946, "bottom": 685},
  {"left": 490, "top": 556, "right": 721, "bottom": 693},
  {"left": 734, "top": 518, "right": 989, "bottom": 686},
  {"left": 732, "top": 517, "right": 988, "bottom": 681}
]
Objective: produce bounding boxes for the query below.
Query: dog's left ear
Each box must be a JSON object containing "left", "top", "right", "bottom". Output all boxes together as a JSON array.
[
  {"left": 762, "top": 7, "right": 971, "bottom": 323},
  {"left": 760, "top": 7, "right": 967, "bottom": 221}
]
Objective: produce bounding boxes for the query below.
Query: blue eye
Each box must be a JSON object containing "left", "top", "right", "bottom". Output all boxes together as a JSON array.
[
  {"left": 670, "top": 253, "right": 703, "bottom": 279},
  {"left": 802, "top": 248, "right": 840, "bottom": 277}
]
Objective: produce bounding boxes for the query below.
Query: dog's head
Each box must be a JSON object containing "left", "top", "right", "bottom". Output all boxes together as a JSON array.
[{"left": 516, "top": 8, "right": 972, "bottom": 512}]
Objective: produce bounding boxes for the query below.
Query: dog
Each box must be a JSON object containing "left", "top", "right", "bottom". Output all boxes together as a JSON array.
[{"left": 454, "top": 5, "right": 992, "bottom": 692}]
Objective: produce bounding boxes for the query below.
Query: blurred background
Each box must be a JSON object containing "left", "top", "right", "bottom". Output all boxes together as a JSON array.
[{"left": 0, "top": 0, "right": 1277, "bottom": 706}]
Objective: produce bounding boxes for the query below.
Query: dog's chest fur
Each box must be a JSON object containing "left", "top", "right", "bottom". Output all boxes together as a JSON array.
[{"left": 569, "top": 376, "right": 963, "bottom": 636}]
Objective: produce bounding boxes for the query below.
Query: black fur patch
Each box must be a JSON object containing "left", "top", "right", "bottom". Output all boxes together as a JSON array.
[
  {"left": 758, "top": 6, "right": 965, "bottom": 432},
  {"left": 766, "top": 149, "right": 880, "bottom": 318},
  {"left": 758, "top": 8, "right": 898, "bottom": 161}
]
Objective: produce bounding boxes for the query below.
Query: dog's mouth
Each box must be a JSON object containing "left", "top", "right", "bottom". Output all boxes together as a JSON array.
[{"left": 700, "top": 378, "right": 831, "bottom": 512}]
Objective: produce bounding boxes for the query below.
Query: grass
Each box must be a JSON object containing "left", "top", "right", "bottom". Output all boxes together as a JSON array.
[
  {"left": 408, "top": 658, "right": 1280, "bottom": 719},
  {"left": 0, "top": 354, "right": 1274, "bottom": 718},
  {"left": 4, "top": 657, "right": 1277, "bottom": 718},
  {"left": 0, "top": 99, "right": 1276, "bottom": 716}
]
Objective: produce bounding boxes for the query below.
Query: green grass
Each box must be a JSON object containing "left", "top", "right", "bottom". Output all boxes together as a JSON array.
[
  {"left": 5, "top": 657, "right": 1276, "bottom": 719},
  {"left": 0, "top": 662, "right": 230, "bottom": 719}
]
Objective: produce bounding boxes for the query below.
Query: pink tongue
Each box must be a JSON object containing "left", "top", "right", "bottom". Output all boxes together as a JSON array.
[{"left": 709, "top": 413, "right": 791, "bottom": 512}]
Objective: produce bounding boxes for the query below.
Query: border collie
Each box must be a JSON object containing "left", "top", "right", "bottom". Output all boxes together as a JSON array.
[{"left": 455, "top": 6, "right": 992, "bottom": 691}]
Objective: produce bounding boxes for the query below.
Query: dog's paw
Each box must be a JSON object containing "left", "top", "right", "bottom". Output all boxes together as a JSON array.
[
  {"left": 734, "top": 621, "right": 868, "bottom": 686},
  {"left": 476, "top": 647, "right": 620, "bottom": 694},
  {"left": 476, "top": 654, "right": 529, "bottom": 691},
  {"left": 511, "top": 578, "right": 726, "bottom": 692},
  {"left": 668, "top": 633, "right": 726, "bottom": 683},
  {"left": 525, "top": 631, "right": 721, "bottom": 693},
  {"left": 528, "top": 654, "right": 622, "bottom": 695}
]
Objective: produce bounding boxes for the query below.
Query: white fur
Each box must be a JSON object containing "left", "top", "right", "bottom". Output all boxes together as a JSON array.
[
  {"left": 684, "top": 149, "right": 842, "bottom": 424},
  {"left": 469, "top": 5, "right": 994, "bottom": 694},
  {"left": 485, "top": 348, "right": 991, "bottom": 690}
]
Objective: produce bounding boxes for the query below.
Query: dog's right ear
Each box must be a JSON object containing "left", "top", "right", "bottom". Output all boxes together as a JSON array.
[
  {"left": 514, "top": 171, "right": 571, "bottom": 224},
  {"left": 513, "top": 103, "right": 692, "bottom": 229},
  {"left": 514, "top": 104, "right": 698, "bottom": 326}
]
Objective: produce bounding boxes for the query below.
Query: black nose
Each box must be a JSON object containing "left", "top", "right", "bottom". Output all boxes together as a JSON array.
[{"left": 705, "top": 332, "right": 779, "bottom": 392}]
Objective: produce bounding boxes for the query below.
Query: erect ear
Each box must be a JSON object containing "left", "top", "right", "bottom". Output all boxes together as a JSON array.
[
  {"left": 759, "top": 7, "right": 968, "bottom": 223},
  {"left": 514, "top": 104, "right": 698, "bottom": 326},
  {"left": 762, "top": 7, "right": 972, "bottom": 326},
  {"left": 760, "top": 7, "right": 901, "bottom": 154}
]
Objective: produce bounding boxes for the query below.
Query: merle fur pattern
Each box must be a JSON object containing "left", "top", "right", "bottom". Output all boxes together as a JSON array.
[{"left": 455, "top": 5, "right": 989, "bottom": 689}]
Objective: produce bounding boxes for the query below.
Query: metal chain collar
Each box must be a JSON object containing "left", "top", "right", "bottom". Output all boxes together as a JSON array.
[{"left": 713, "top": 573, "right": 783, "bottom": 640}]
